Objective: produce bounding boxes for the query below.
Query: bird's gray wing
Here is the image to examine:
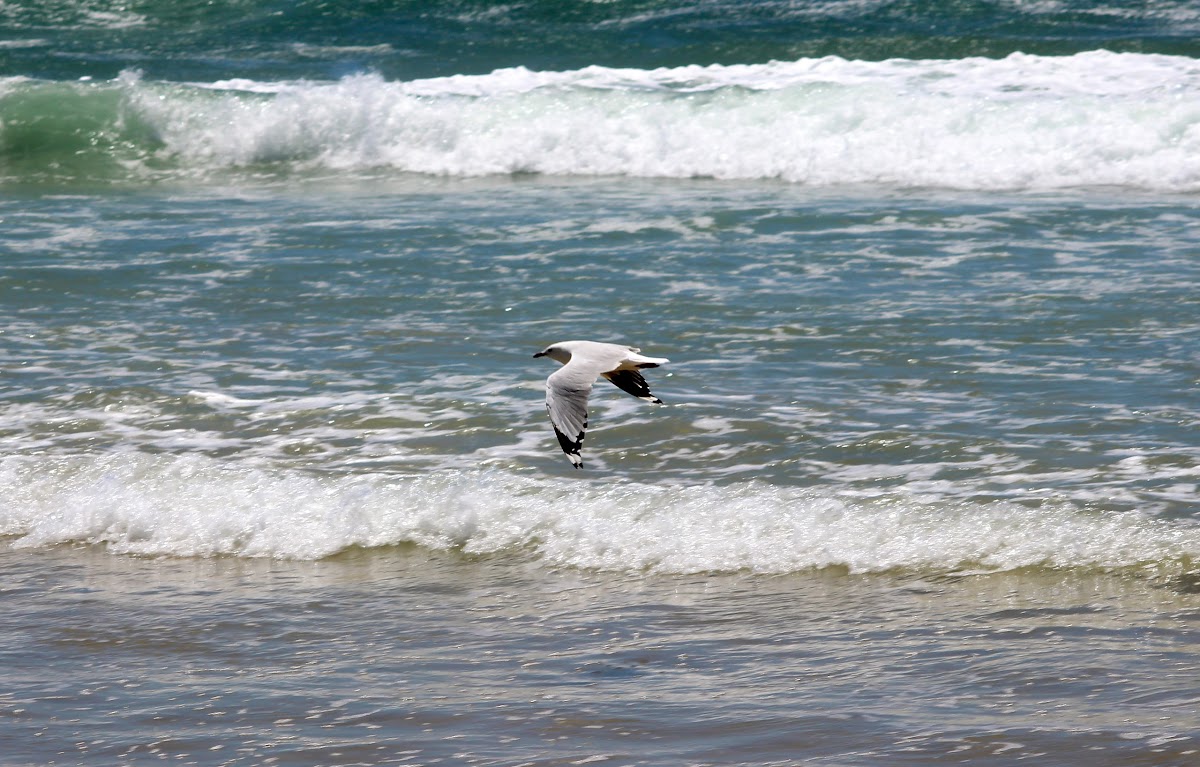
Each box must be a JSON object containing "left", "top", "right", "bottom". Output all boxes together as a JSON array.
[
  {"left": 602, "top": 369, "right": 663, "bottom": 404},
  {"left": 546, "top": 366, "right": 595, "bottom": 468}
]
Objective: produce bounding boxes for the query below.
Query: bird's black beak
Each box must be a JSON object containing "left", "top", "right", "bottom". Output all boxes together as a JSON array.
[{"left": 532, "top": 351, "right": 545, "bottom": 358}]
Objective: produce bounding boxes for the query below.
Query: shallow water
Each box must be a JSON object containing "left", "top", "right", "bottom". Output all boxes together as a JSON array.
[{"left": 3, "top": 546, "right": 1199, "bottom": 767}]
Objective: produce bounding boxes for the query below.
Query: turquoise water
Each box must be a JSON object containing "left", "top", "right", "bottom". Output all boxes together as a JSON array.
[{"left": 2, "top": 2, "right": 1199, "bottom": 765}]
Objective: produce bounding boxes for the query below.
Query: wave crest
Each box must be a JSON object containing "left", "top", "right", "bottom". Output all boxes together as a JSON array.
[
  {"left": 3, "top": 453, "right": 1197, "bottom": 574},
  {"left": 4, "top": 51, "right": 1200, "bottom": 189}
]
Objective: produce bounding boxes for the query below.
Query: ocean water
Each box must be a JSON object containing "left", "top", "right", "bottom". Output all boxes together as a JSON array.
[{"left": 2, "top": 2, "right": 1200, "bottom": 765}]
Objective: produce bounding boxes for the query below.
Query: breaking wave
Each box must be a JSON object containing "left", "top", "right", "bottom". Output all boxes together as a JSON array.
[
  {"left": 3, "top": 51, "right": 1200, "bottom": 190},
  {"left": 3, "top": 453, "right": 1197, "bottom": 574}
]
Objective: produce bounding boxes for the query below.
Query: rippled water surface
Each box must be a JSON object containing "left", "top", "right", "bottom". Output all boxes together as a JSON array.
[
  {"left": 3, "top": 179, "right": 1199, "bottom": 765},
  {"left": 3, "top": 547, "right": 1200, "bottom": 767},
  {"left": 3, "top": 181, "right": 1197, "bottom": 496}
]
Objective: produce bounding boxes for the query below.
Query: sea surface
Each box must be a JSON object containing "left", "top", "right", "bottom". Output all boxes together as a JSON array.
[{"left": 2, "top": 2, "right": 1200, "bottom": 765}]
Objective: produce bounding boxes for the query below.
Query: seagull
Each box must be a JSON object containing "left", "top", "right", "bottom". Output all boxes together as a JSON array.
[{"left": 533, "top": 340, "right": 669, "bottom": 468}]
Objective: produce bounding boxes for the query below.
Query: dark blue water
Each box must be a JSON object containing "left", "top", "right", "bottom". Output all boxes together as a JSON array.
[{"left": 4, "top": 0, "right": 1200, "bottom": 82}]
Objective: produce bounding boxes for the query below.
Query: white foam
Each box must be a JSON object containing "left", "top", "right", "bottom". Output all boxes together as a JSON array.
[
  {"left": 3, "top": 453, "right": 1197, "bottom": 574},
  {"left": 81, "top": 9, "right": 147, "bottom": 29},
  {"left": 117, "top": 51, "right": 1200, "bottom": 190}
]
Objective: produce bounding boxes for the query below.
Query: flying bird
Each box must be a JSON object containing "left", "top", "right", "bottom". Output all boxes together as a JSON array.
[{"left": 533, "top": 340, "right": 669, "bottom": 468}]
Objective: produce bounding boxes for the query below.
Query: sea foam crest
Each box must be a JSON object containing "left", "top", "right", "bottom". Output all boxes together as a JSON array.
[
  {"left": 117, "top": 51, "right": 1200, "bottom": 190},
  {"left": 3, "top": 453, "right": 1197, "bottom": 574}
]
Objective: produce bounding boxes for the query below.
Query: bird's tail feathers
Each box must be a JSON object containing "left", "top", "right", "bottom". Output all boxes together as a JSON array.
[{"left": 629, "top": 354, "right": 669, "bottom": 368}]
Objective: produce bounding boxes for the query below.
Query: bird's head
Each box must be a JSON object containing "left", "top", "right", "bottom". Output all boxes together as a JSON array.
[{"left": 532, "top": 344, "right": 572, "bottom": 364}]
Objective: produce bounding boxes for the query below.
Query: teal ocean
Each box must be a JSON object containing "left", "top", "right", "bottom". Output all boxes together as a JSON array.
[{"left": 2, "top": 2, "right": 1199, "bottom": 765}]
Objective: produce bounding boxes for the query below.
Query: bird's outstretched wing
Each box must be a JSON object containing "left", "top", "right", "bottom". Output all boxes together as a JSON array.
[
  {"left": 546, "top": 368, "right": 593, "bottom": 468},
  {"left": 602, "top": 369, "right": 663, "bottom": 404}
]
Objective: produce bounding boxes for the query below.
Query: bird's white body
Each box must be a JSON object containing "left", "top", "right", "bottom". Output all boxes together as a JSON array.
[{"left": 533, "top": 340, "right": 669, "bottom": 468}]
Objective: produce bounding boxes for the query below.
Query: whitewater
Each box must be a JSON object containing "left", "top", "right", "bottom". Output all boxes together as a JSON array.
[
  {"left": 3, "top": 50, "right": 1200, "bottom": 189},
  {"left": 3, "top": 453, "right": 1197, "bottom": 572}
]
